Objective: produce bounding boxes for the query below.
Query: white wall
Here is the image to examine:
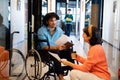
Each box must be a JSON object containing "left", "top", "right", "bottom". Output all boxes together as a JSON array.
[
  {"left": 102, "top": 0, "right": 116, "bottom": 44},
  {"left": 10, "top": 0, "right": 27, "bottom": 55},
  {"left": 103, "top": 0, "right": 120, "bottom": 79},
  {"left": 11, "top": 0, "right": 25, "bottom": 43}
]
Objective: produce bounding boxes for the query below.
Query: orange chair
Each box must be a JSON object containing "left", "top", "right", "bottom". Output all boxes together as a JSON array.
[
  {"left": 0, "top": 46, "right": 9, "bottom": 79},
  {"left": 0, "top": 46, "right": 5, "bottom": 53},
  {"left": 0, "top": 50, "right": 9, "bottom": 61}
]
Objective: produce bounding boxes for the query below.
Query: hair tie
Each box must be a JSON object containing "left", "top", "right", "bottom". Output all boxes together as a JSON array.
[{"left": 88, "top": 25, "right": 93, "bottom": 37}]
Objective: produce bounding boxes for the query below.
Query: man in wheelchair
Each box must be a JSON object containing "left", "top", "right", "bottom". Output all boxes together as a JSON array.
[{"left": 37, "top": 12, "right": 74, "bottom": 80}]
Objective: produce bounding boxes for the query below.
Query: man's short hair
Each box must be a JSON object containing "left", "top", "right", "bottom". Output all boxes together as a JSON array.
[
  {"left": 68, "top": 9, "right": 71, "bottom": 11},
  {"left": 43, "top": 12, "right": 59, "bottom": 26}
]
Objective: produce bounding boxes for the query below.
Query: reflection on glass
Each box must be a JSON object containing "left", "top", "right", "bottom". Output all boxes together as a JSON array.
[
  {"left": 0, "top": 14, "right": 10, "bottom": 49},
  {"left": 42, "top": 0, "right": 47, "bottom": 15}
]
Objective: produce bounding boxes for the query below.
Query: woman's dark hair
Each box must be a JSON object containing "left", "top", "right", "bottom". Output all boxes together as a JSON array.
[
  {"left": 83, "top": 25, "right": 103, "bottom": 46},
  {"left": 43, "top": 12, "right": 59, "bottom": 26}
]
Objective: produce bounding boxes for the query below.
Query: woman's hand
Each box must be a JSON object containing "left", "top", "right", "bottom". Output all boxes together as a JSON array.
[
  {"left": 61, "top": 59, "right": 75, "bottom": 68},
  {"left": 60, "top": 59, "right": 70, "bottom": 66}
]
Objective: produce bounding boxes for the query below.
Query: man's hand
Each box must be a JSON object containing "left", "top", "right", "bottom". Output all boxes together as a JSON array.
[
  {"left": 71, "top": 52, "right": 77, "bottom": 59},
  {"left": 56, "top": 44, "right": 66, "bottom": 50}
]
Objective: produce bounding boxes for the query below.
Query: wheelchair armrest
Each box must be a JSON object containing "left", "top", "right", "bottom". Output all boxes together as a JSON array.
[
  {"left": 33, "top": 32, "right": 50, "bottom": 50},
  {"left": 38, "top": 39, "right": 50, "bottom": 50}
]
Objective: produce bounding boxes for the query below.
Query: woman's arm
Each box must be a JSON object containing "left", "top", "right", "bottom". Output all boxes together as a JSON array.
[
  {"left": 61, "top": 48, "right": 98, "bottom": 72},
  {"left": 76, "top": 55, "right": 87, "bottom": 64}
]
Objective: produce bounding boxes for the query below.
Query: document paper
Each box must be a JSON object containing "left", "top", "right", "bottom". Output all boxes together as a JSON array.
[
  {"left": 48, "top": 51, "right": 61, "bottom": 61},
  {"left": 55, "top": 34, "right": 70, "bottom": 45}
]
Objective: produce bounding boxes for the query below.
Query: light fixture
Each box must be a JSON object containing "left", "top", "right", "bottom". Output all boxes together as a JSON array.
[{"left": 67, "top": 0, "right": 69, "bottom": 3}]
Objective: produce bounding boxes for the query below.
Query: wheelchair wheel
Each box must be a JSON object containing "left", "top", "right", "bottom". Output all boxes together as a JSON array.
[
  {"left": 43, "top": 74, "right": 57, "bottom": 80},
  {"left": 9, "top": 49, "right": 25, "bottom": 79},
  {"left": 25, "top": 49, "right": 42, "bottom": 79},
  {"left": 44, "top": 76, "right": 50, "bottom": 80}
]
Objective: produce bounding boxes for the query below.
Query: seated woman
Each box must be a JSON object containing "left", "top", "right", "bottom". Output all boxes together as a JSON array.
[
  {"left": 37, "top": 12, "right": 73, "bottom": 80},
  {"left": 61, "top": 25, "right": 110, "bottom": 80}
]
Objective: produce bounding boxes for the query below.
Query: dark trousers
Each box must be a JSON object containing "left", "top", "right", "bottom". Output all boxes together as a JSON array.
[
  {"left": 38, "top": 50, "right": 74, "bottom": 75},
  {"left": 65, "top": 24, "right": 72, "bottom": 36}
]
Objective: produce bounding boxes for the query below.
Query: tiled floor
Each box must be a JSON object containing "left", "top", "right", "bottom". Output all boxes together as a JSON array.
[{"left": 1, "top": 35, "right": 119, "bottom": 80}]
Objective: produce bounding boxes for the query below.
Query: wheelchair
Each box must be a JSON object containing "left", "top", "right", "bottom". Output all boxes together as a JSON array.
[{"left": 25, "top": 33, "right": 74, "bottom": 80}]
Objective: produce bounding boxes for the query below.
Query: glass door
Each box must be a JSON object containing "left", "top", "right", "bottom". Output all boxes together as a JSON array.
[{"left": 56, "top": 0, "right": 80, "bottom": 38}]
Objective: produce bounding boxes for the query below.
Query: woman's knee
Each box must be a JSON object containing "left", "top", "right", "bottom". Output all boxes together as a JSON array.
[{"left": 70, "top": 70, "right": 80, "bottom": 80}]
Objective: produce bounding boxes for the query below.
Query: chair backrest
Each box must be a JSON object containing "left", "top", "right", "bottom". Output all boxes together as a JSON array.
[
  {"left": 0, "top": 46, "right": 9, "bottom": 61},
  {"left": 0, "top": 46, "right": 5, "bottom": 52}
]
